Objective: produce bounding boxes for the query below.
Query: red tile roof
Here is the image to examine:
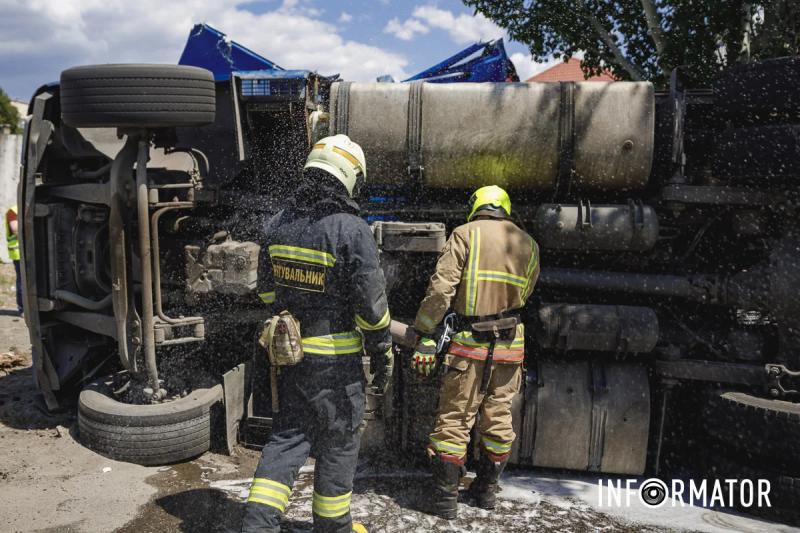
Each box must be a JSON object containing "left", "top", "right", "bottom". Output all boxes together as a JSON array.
[{"left": 527, "top": 57, "right": 616, "bottom": 82}]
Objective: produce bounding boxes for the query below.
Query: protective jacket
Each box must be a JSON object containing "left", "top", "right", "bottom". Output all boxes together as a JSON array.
[
  {"left": 6, "top": 206, "right": 19, "bottom": 262},
  {"left": 414, "top": 216, "right": 539, "bottom": 363},
  {"left": 257, "top": 184, "right": 391, "bottom": 357},
  {"left": 243, "top": 183, "right": 390, "bottom": 533}
]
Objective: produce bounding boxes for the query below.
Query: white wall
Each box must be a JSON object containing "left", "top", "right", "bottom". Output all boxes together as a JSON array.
[{"left": 0, "top": 131, "right": 23, "bottom": 263}]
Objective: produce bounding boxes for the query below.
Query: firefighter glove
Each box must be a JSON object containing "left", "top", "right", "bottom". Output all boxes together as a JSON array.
[
  {"left": 412, "top": 337, "right": 437, "bottom": 377},
  {"left": 370, "top": 346, "right": 394, "bottom": 394}
]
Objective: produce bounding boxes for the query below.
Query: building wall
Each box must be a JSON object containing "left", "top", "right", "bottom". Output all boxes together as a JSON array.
[{"left": 0, "top": 131, "right": 23, "bottom": 263}]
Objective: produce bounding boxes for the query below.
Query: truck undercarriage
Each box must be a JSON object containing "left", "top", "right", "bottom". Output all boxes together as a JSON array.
[{"left": 19, "top": 57, "right": 800, "bottom": 521}]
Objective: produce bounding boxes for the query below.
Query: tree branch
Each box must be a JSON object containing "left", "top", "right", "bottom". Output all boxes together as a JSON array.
[
  {"left": 737, "top": 2, "right": 753, "bottom": 63},
  {"left": 640, "top": 0, "right": 667, "bottom": 56},
  {"left": 584, "top": 12, "right": 644, "bottom": 80}
]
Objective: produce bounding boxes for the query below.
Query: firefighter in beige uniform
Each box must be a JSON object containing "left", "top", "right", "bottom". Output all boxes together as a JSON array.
[{"left": 411, "top": 185, "right": 539, "bottom": 519}]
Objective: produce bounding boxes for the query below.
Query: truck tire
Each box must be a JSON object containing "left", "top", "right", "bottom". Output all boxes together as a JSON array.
[
  {"left": 714, "top": 56, "right": 800, "bottom": 112},
  {"left": 78, "top": 374, "right": 223, "bottom": 466},
  {"left": 707, "top": 455, "right": 800, "bottom": 526},
  {"left": 60, "top": 64, "right": 216, "bottom": 128},
  {"left": 704, "top": 391, "right": 800, "bottom": 472}
]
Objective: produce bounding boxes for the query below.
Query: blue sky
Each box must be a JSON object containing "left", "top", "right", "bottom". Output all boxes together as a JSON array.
[{"left": 0, "top": 0, "right": 553, "bottom": 102}]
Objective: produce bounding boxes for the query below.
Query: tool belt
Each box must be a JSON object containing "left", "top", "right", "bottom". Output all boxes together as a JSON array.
[
  {"left": 461, "top": 314, "right": 519, "bottom": 395},
  {"left": 259, "top": 311, "right": 304, "bottom": 367},
  {"left": 471, "top": 317, "right": 518, "bottom": 342},
  {"left": 456, "top": 312, "right": 520, "bottom": 341}
]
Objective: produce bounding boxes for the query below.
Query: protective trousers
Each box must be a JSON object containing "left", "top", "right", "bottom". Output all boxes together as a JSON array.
[
  {"left": 241, "top": 358, "right": 365, "bottom": 533},
  {"left": 428, "top": 357, "right": 522, "bottom": 463}
]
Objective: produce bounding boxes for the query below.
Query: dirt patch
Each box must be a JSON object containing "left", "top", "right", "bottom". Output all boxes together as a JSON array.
[
  {"left": 0, "top": 312, "right": 158, "bottom": 532},
  {"left": 0, "top": 262, "right": 18, "bottom": 310},
  {"left": 0, "top": 350, "right": 26, "bottom": 376}
]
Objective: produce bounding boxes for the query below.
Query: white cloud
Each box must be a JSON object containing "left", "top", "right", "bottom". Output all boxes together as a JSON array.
[
  {"left": 413, "top": 6, "right": 503, "bottom": 44},
  {"left": 510, "top": 52, "right": 558, "bottom": 81},
  {"left": 384, "top": 17, "right": 429, "bottom": 41},
  {"left": 385, "top": 5, "right": 504, "bottom": 45},
  {"left": 0, "top": 0, "right": 409, "bottom": 99},
  {"left": 339, "top": 12, "right": 353, "bottom": 23}
]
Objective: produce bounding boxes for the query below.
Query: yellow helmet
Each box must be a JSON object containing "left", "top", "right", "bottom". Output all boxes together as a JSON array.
[
  {"left": 467, "top": 185, "right": 511, "bottom": 221},
  {"left": 304, "top": 134, "right": 367, "bottom": 198}
]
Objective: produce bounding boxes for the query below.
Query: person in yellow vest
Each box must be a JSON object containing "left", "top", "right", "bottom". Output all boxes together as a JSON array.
[
  {"left": 6, "top": 205, "right": 22, "bottom": 315},
  {"left": 411, "top": 185, "right": 540, "bottom": 519}
]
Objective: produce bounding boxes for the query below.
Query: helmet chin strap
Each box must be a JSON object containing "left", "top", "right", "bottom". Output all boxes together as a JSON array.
[{"left": 352, "top": 173, "right": 365, "bottom": 199}]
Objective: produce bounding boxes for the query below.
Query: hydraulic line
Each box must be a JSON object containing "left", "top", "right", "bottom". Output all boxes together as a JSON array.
[{"left": 151, "top": 203, "right": 194, "bottom": 325}]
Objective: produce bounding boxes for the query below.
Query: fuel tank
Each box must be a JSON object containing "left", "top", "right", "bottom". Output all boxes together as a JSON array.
[
  {"left": 533, "top": 202, "right": 659, "bottom": 251},
  {"left": 330, "top": 81, "right": 654, "bottom": 191}
]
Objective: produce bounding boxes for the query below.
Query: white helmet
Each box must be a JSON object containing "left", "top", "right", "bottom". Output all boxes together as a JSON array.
[{"left": 304, "top": 134, "right": 367, "bottom": 198}]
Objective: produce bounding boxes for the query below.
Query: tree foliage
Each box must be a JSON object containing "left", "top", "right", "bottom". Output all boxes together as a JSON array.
[
  {"left": 0, "top": 87, "right": 22, "bottom": 134},
  {"left": 463, "top": 0, "right": 800, "bottom": 86}
]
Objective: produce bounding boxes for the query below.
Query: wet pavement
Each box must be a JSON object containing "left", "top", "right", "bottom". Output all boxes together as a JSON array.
[
  {"left": 1, "top": 260, "right": 797, "bottom": 533},
  {"left": 117, "top": 455, "right": 663, "bottom": 533}
]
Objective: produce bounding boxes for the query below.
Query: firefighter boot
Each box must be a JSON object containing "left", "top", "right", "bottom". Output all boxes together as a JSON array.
[
  {"left": 428, "top": 455, "right": 462, "bottom": 519},
  {"left": 467, "top": 453, "right": 509, "bottom": 509}
]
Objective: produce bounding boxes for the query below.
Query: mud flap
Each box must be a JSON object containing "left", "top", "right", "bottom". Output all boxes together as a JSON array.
[{"left": 222, "top": 362, "right": 251, "bottom": 454}]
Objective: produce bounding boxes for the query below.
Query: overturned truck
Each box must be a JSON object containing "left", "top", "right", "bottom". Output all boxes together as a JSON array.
[{"left": 19, "top": 58, "right": 800, "bottom": 519}]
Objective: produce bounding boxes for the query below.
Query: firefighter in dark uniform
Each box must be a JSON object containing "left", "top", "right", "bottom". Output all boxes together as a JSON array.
[{"left": 241, "top": 135, "right": 393, "bottom": 533}]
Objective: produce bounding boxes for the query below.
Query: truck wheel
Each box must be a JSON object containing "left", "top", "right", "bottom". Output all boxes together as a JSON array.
[
  {"left": 60, "top": 64, "right": 216, "bottom": 128},
  {"left": 704, "top": 390, "right": 800, "bottom": 472},
  {"left": 78, "top": 374, "right": 223, "bottom": 466},
  {"left": 714, "top": 56, "right": 800, "bottom": 112},
  {"left": 707, "top": 456, "right": 800, "bottom": 526}
]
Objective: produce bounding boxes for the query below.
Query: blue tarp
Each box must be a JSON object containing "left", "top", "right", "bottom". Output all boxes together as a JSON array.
[
  {"left": 178, "top": 24, "right": 283, "bottom": 81},
  {"left": 404, "top": 39, "right": 518, "bottom": 83}
]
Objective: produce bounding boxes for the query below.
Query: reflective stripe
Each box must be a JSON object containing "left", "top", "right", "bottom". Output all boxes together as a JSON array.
[
  {"left": 429, "top": 436, "right": 467, "bottom": 457},
  {"left": 416, "top": 312, "right": 437, "bottom": 332},
  {"left": 449, "top": 325, "right": 525, "bottom": 362},
  {"left": 312, "top": 491, "right": 352, "bottom": 518},
  {"left": 302, "top": 331, "right": 363, "bottom": 356},
  {"left": 451, "top": 331, "right": 524, "bottom": 349},
  {"left": 415, "top": 337, "right": 437, "bottom": 355},
  {"left": 331, "top": 146, "right": 364, "bottom": 174},
  {"left": 259, "top": 291, "right": 276, "bottom": 304},
  {"left": 449, "top": 344, "right": 524, "bottom": 362},
  {"left": 269, "top": 245, "right": 336, "bottom": 267},
  {"left": 476, "top": 269, "right": 528, "bottom": 288},
  {"left": 481, "top": 435, "right": 513, "bottom": 454},
  {"left": 464, "top": 228, "right": 481, "bottom": 315},
  {"left": 522, "top": 237, "right": 539, "bottom": 300},
  {"left": 247, "top": 478, "right": 291, "bottom": 512},
  {"left": 355, "top": 309, "right": 390, "bottom": 331}
]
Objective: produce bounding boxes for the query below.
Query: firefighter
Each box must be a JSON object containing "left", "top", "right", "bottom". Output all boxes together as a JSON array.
[
  {"left": 411, "top": 185, "right": 539, "bottom": 519},
  {"left": 5, "top": 205, "right": 22, "bottom": 315},
  {"left": 241, "top": 135, "right": 392, "bottom": 533}
]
